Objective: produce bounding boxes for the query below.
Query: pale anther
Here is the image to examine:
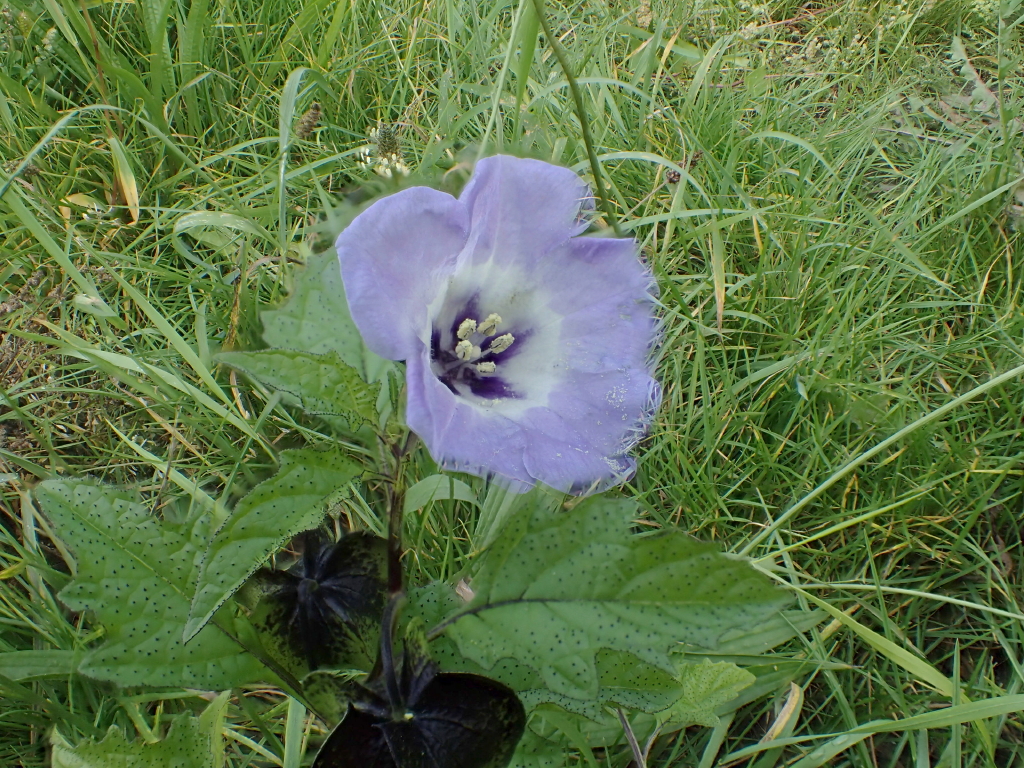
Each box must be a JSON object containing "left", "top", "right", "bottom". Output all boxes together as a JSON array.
[
  {"left": 455, "top": 340, "right": 481, "bottom": 361},
  {"left": 475, "top": 361, "right": 496, "bottom": 374},
  {"left": 478, "top": 313, "right": 502, "bottom": 336},
  {"left": 457, "top": 318, "right": 477, "bottom": 340},
  {"left": 488, "top": 333, "right": 514, "bottom": 354}
]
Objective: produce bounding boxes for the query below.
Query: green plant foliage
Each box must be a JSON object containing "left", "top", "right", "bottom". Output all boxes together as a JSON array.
[
  {"left": 655, "top": 659, "right": 756, "bottom": 727},
  {"left": 404, "top": 474, "right": 479, "bottom": 513},
  {"left": 186, "top": 448, "right": 362, "bottom": 641},
  {"left": 0, "top": 650, "right": 77, "bottom": 681},
  {"left": 260, "top": 251, "right": 387, "bottom": 381},
  {"left": 519, "top": 652, "right": 753, "bottom": 727},
  {"left": 410, "top": 581, "right": 815, "bottom": 755},
  {"left": 304, "top": 670, "right": 355, "bottom": 726},
  {"left": 51, "top": 714, "right": 211, "bottom": 768},
  {"left": 216, "top": 349, "right": 379, "bottom": 424},
  {"left": 406, "top": 582, "right": 543, "bottom": 692},
  {"left": 440, "top": 496, "right": 789, "bottom": 699},
  {"left": 35, "top": 480, "right": 263, "bottom": 689},
  {"left": 196, "top": 690, "right": 232, "bottom": 768},
  {"left": 509, "top": 729, "right": 567, "bottom": 768}
]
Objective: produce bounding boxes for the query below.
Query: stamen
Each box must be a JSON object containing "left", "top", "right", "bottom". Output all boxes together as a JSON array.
[
  {"left": 455, "top": 340, "right": 481, "bottom": 361},
  {"left": 457, "top": 318, "right": 477, "bottom": 340},
  {"left": 475, "top": 362, "right": 496, "bottom": 374},
  {"left": 488, "top": 333, "right": 514, "bottom": 354},
  {"left": 478, "top": 313, "right": 502, "bottom": 336}
]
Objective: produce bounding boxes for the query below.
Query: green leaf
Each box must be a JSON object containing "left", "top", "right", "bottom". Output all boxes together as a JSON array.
[
  {"left": 514, "top": 0, "right": 540, "bottom": 107},
  {"left": 518, "top": 652, "right": 753, "bottom": 726},
  {"left": 35, "top": 480, "right": 263, "bottom": 689},
  {"left": 51, "top": 714, "right": 211, "bottom": 768},
  {"left": 441, "top": 496, "right": 788, "bottom": 699},
  {"left": 407, "top": 582, "right": 542, "bottom": 692},
  {"left": 587, "top": 650, "right": 692, "bottom": 715},
  {"left": 404, "top": 475, "right": 479, "bottom": 514},
  {"left": 260, "top": 250, "right": 388, "bottom": 381},
  {"left": 186, "top": 448, "right": 361, "bottom": 642},
  {"left": 303, "top": 670, "right": 353, "bottom": 726},
  {"left": 0, "top": 650, "right": 77, "bottom": 680},
  {"left": 217, "top": 350, "right": 378, "bottom": 424},
  {"left": 656, "top": 659, "right": 755, "bottom": 727},
  {"left": 509, "top": 729, "right": 567, "bottom": 768},
  {"left": 197, "top": 691, "right": 232, "bottom": 768}
]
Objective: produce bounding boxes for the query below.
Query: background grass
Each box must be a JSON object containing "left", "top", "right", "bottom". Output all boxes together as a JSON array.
[{"left": 2, "top": 0, "right": 1024, "bottom": 764}]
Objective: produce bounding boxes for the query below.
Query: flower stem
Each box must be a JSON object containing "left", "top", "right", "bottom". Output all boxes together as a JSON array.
[
  {"left": 530, "top": 0, "right": 621, "bottom": 236},
  {"left": 379, "top": 432, "right": 414, "bottom": 709},
  {"left": 380, "top": 593, "right": 405, "bottom": 710},
  {"left": 385, "top": 433, "right": 413, "bottom": 596}
]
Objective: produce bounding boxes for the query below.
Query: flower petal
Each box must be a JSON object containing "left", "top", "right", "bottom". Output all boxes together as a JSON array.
[
  {"left": 406, "top": 349, "right": 534, "bottom": 490},
  {"left": 457, "top": 155, "right": 592, "bottom": 269},
  {"left": 515, "top": 237, "right": 659, "bottom": 490},
  {"left": 520, "top": 369, "right": 660, "bottom": 492},
  {"left": 337, "top": 187, "right": 467, "bottom": 360},
  {"left": 538, "top": 237, "right": 657, "bottom": 370}
]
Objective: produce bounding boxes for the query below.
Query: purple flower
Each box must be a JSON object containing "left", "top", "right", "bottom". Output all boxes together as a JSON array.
[{"left": 337, "top": 155, "right": 660, "bottom": 493}]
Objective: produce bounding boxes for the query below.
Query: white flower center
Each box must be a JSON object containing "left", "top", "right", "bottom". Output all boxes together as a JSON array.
[{"left": 424, "top": 256, "right": 568, "bottom": 413}]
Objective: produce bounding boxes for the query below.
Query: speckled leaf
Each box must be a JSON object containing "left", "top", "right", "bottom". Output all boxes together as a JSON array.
[
  {"left": 522, "top": 659, "right": 754, "bottom": 754},
  {"left": 217, "top": 350, "right": 378, "bottom": 423},
  {"left": 518, "top": 651, "right": 752, "bottom": 725},
  {"left": 260, "top": 250, "right": 386, "bottom": 380},
  {"left": 35, "top": 480, "right": 263, "bottom": 689},
  {"left": 521, "top": 660, "right": 754, "bottom": 754},
  {"left": 186, "top": 449, "right": 361, "bottom": 642},
  {"left": 51, "top": 714, "right": 210, "bottom": 768},
  {"left": 413, "top": 587, "right": 754, "bottom": 725},
  {"left": 406, "top": 582, "right": 541, "bottom": 693},
  {"left": 517, "top": 650, "right": 681, "bottom": 720},
  {"left": 443, "top": 496, "right": 788, "bottom": 699},
  {"left": 589, "top": 650, "right": 697, "bottom": 715},
  {"left": 407, "top": 582, "right": 466, "bottom": 629}
]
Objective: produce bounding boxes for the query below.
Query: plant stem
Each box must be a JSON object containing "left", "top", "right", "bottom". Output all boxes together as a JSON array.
[
  {"left": 386, "top": 477, "right": 404, "bottom": 596},
  {"left": 530, "top": 0, "right": 621, "bottom": 236},
  {"left": 616, "top": 708, "right": 646, "bottom": 768},
  {"left": 380, "top": 432, "right": 412, "bottom": 706},
  {"left": 380, "top": 594, "right": 404, "bottom": 709}
]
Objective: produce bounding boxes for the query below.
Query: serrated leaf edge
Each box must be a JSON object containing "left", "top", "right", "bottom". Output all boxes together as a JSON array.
[
  {"left": 183, "top": 449, "right": 364, "bottom": 643},
  {"left": 216, "top": 348, "right": 378, "bottom": 421}
]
